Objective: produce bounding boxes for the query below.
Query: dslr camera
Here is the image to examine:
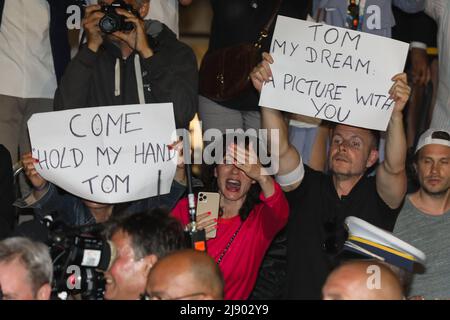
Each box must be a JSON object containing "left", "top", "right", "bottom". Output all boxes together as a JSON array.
[
  {"left": 99, "top": 0, "right": 139, "bottom": 34},
  {"left": 47, "top": 220, "right": 116, "bottom": 300}
]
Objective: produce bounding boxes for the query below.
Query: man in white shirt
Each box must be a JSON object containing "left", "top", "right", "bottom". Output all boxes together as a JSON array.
[{"left": 0, "top": 0, "right": 68, "bottom": 164}]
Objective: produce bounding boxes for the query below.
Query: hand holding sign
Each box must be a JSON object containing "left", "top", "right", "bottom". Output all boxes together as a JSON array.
[
  {"left": 388, "top": 73, "right": 411, "bottom": 116},
  {"left": 28, "top": 104, "right": 178, "bottom": 204},
  {"left": 251, "top": 53, "right": 274, "bottom": 93},
  {"left": 22, "top": 152, "right": 47, "bottom": 191}
]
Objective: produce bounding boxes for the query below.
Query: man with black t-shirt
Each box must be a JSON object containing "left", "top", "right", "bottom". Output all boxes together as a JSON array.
[{"left": 251, "top": 53, "right": 411, "bottom": 299}]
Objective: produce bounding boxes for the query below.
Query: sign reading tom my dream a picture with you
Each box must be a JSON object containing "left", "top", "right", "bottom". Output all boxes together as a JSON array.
[{"left": 259, "top": 16, "right": 409, "bottom": 131}]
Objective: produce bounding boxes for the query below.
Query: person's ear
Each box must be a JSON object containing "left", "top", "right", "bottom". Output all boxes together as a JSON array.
[
  {"left": 366, "top": 149, "right": 379, "bottom": 168},
  {"left": 36, "top": 283, "right": 51, "bottom": 300},
  {"left": 412, "top": 162, "right": 418, "bottom": 176},
  {"left": 142, "top": 254, "right": 158, "bottom": 275},
  {"left": 139, "top": 1, "right": 150, "bottom": 19}
]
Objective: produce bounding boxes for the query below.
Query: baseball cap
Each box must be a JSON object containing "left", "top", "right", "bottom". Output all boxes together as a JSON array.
[{"left": 415, "top": 128, "right": 450, "bottom": 154}]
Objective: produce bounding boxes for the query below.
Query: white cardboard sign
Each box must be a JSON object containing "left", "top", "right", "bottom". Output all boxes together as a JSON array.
[
  {"left": 259, "top": 16, "right": 409, "bottom": 131},
  {"left": 28, "top": 104, "right": 178, "bottom": 203}
]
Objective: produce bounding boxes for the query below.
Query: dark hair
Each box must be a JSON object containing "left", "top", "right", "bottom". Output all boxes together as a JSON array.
[
  {"left": 105, "top": 208, "right": 185, "bottom": 260},
  {"left": 201, "top": 134, "right": 268, "bottom": 221}
]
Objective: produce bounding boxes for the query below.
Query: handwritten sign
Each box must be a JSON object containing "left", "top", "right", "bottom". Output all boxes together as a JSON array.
[
  {"left": 28, "top": 104, "right": 178, "bottom": 204},
  {"left": 259, "top": 16, "right": 409, "bottom": 131}
]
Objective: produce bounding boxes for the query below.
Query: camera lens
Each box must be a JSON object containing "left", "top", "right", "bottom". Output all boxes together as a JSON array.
[{"left": 99, "top": 15, "right": 118, "bottom": 34}]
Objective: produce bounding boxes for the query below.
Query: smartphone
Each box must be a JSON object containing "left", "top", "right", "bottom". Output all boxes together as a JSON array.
[{"left": 196, "top": 192, "right": 220, "bottom": 239}]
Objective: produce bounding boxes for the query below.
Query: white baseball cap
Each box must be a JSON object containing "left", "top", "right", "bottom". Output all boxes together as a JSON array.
[{"left": 415, "top": 128, "right": 450, "bottom": 154}]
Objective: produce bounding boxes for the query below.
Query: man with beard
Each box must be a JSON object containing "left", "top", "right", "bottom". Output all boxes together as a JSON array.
[
  {"left": 250, "top": 53, "right": 411, "bottom": 299},
  {"left": 393, "top": 128, "right": 450, "bottom": 300}
]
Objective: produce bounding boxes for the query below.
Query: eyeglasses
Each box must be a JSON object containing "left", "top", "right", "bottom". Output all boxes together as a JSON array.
[
  {"left": 140, "top": 291, "right": 206, "bottom": 300},
  {"left": 347, "top": 0, "right": 360, "bottom": 30},
  {"left": 331, "top": 135, "right": 364, "bottom": 150},
  {"left": 322, "top": 218, "right": 349, "bottom": 255}
]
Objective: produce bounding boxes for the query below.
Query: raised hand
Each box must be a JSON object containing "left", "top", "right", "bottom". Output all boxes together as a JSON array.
[
  {"left": 226, "top": 142, "right": 275, "bottom": 198},
  {"left": 389, "top": 73, "right": 411, "bottom": 115},
  {"left": 111, "top": 8, "right": 153, "bottom": 58},
  {"left": 83, "top": 5, "right": 104, "bottom": 52},
  {"left": 226, "top": 142, "right": 265, "bottom": 181},
  {"left": 22, "top": 153, "right": 47, "bottom": 191},
  {"left": 250, "top": 52, "right": 274, "bottom": 93},
  {"left": 169, "top": 140, "right": 186, "bottom": 185}
]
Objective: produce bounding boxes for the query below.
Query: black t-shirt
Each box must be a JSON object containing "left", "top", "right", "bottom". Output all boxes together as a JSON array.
[
  {"left": 285, "top": 165, "right": 401, "bottom": 299},
  {"left": 207, "top": 0, "right": 311, "bottom": 110}
]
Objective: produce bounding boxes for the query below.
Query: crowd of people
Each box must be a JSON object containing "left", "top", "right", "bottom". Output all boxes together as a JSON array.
[{"left": 0, "top": 0, "right": 449, "bottom": 301}]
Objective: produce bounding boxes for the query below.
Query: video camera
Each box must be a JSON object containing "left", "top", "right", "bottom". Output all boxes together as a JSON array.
[
  {"left": 46, "top": 219, "right": 116, "bottom": 300},
  {"left": 98, "top": 0, "right": 139, "bottom": 34}
]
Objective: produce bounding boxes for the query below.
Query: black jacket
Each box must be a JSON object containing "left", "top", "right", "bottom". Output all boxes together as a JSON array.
[
  {"left": 0, "top": 145, "right": 15, "bottom": 240},
  {"left": 54, "top": 21, "right": 198, "bottom": 129}
]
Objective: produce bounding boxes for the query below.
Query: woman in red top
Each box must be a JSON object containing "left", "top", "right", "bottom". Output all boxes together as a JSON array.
[{"left": 172, "top": 136, "right": 289, "bottom": 300}]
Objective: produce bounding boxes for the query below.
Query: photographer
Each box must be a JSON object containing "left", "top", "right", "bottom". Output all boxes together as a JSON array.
[
  {"left": 54, "top": 0, "right": 198, "bottom": 130},
  {"left": 102, "top": 208, "right": 185, "bottom": 300},
  {"left": 0, "top": 237, "right": 52, "bottom": 300}
]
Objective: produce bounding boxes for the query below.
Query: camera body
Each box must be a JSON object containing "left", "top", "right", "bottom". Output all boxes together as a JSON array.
[
  {"left": 49, "top": 224, "right": 116, "bottom": 300},
  {"left": 99, "top": 0, "right": 139, "bottom": 34}
]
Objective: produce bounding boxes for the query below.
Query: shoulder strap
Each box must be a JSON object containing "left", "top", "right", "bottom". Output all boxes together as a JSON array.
[{"left": 255, "top": 0, "right": 283, "bottom": 48}]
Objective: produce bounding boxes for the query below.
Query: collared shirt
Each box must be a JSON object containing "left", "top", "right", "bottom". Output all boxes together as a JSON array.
[
  {"left": 0, "top": 0, "right": 57, "bottom": 99},
  {"left": 425, "top": 0, "right": 450, "bottom": 130},
  {"left": 285, "top": 165, "right": 401, "bottom": 299}
]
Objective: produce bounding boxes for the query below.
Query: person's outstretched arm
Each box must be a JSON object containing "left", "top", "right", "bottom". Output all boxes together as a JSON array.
[{"left": 376, "top": 73, "right": 410, "bottom": 209}]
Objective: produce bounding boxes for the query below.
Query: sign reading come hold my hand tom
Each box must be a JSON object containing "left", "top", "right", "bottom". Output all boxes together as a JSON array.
[
  {"left": 259, "top": 16, "right": 409, "bottom": 131},
  {"left": 28, "top": 103, "right": 178, "bottom": 204}
]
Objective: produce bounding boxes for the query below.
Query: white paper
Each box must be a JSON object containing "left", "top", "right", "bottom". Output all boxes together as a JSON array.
[
  {"left": 260, "top": 16, "right": 409, "bottom": 131},
  {"left": 28, "top": 104, "right": 178, "bottom": 204}
]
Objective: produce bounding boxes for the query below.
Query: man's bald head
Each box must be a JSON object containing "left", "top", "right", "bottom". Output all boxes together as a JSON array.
[
  {"left": 146, "top": 249, "right": 224, "bottom": 300},
  {"left": 322, "top": 260, "right": 404, "bottom": 300}
]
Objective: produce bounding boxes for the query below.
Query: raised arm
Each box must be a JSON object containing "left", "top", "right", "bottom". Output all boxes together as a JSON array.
[
  {"left": 376, "top": 73, "right": 410, "bottom": 209},
  {"left": 424, "top": 0, "right": 446, "bottom": 23},
  {"left": 53, "top": 4, "right": 104, "bottom": 110},
  {"left": 250, "top": 53, "right": 303, "bottom": 191}
]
